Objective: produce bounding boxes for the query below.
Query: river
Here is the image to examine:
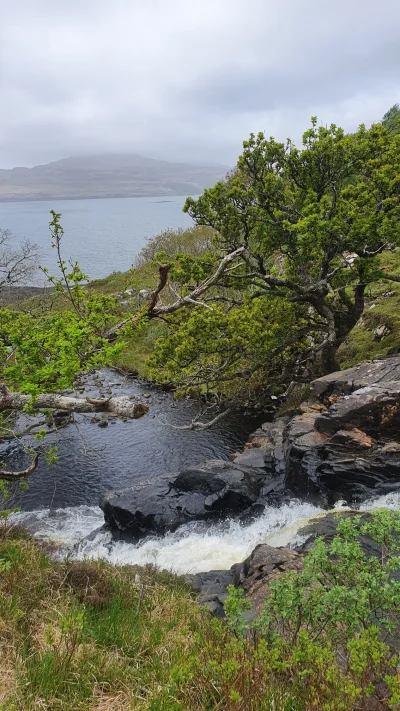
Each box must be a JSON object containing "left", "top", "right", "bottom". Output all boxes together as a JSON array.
[
  {"left": 8, "top": 366, "right": 400, "bottom": 575},
  {"left": 3, "top": 197, "right": 400, "bottom": 576}
]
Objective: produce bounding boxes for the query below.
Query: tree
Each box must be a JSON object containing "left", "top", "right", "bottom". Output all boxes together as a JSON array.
[
  {"left": 382, "top": 103, "right": 400, "bottom": 135},
  {"left": 0, "top": 229, "right": 40, "bottom": 297},
  {"left": 184, "top": 120, "right": 400, "bottom": 373},
  {"left": 0, "top": 212, "right": 149, "bottom": 482}
]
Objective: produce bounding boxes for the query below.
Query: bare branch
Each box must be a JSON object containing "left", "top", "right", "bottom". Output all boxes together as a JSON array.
[
  {"left": 165, "top": 407, "right": 234, "bottom": 430},
  {"left": 0, "top": 386, "right": 148, "bottom": 419},
  {"left": 0, "top": 453, "right": 39, "bottom": 481},
  {"left": 149, "top": 247, "right": 245, "bottom": 316}
]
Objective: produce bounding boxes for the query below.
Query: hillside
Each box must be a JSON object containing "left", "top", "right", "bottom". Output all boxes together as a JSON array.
[{"left": 0, "top": 154, "right": 229, "bottom": 202}]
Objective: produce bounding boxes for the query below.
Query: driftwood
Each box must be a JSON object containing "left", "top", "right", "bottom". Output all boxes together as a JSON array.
[{"left": 0, "top": 385, "right": 149, "bottom": 419}]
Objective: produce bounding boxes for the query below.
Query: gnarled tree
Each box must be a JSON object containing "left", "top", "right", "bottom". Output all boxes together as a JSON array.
[{"left": 184, "top": 120, "right": 400, "bottom": 373}]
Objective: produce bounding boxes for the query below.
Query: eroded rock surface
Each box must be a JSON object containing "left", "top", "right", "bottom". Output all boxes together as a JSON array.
[
  {"left": 100, "top": 459, "right": 280, "bottom": 540},
  {"left": 285, "top": 356, "right": 400, "bottom": 503}
]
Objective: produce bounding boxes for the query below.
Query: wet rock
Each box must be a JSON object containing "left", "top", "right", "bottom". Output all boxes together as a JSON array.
[
  {"left": 284, "top": 357, "right": 400, "bottom": 503},
  {"left": 100, "top": 460, "right": 280, "bottom": 541}
]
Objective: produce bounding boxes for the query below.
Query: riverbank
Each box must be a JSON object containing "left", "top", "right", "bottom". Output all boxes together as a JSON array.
[{"left": 3, "top": 505, "right": 400, "bottom": 710}]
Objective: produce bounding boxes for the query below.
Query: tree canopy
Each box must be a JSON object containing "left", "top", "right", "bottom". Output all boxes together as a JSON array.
[{"left": 182, "top": 119, "right": 400, "bottom": 374}]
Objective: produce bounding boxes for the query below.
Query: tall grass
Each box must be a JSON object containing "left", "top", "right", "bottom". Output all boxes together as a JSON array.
[{"left": 0, "top": 530, "right": 305, "bottom": 710}]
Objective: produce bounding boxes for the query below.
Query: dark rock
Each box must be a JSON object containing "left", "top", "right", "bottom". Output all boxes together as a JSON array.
[
  {"left": 100, "top": 460, "right": 280, "bottom": 541},
  {"left": 283, "top": 358, "right": 400, "bottom": 503},
  {"left": 232, "top": 419, "right": 288, "bottom": 478},
  {"left": 186, "top": 570, "right": 233, "bottom": 618},
  {"left": 187, "top": 545, "right": 304, "bottom": 622},
  {"left": 294, "top": 511, "right": 382, "bottom": 557}
]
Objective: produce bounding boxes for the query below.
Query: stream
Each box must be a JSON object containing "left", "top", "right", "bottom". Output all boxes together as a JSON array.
[{"left": 7, "top": 369, "right": 400, "bottom": 575}]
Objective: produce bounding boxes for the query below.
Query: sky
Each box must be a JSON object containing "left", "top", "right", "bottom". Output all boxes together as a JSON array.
[{"left": 1, "top": 0, "right": 400, "bottom": 169}]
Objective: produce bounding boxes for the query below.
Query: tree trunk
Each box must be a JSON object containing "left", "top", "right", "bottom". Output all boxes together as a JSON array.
[
  {"left": 320, "top": 340, "right": 340, "bottom": 375},
  {"left": 0, "top": 386, "right": 149, "bottom": 419}
]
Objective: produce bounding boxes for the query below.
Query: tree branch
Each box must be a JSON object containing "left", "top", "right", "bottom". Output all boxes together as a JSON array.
[
  {"left": 149, "top": 247, "right": 246, "bottom": 316},
  {"left": 0, "top": 385, "right": 148, "bottom": 419},
  {"left": 0, "top": 453, "right": 39, "bottom": 481}
]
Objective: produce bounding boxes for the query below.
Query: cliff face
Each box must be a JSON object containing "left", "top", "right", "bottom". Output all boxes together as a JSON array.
[{"left": 0, "top": 153, "right": 229, "bottom": 201}]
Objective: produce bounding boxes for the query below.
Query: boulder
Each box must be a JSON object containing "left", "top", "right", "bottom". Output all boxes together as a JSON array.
[
  {"left": 100, "top": 459, "right": 280, "bottom": 541},
  {"left": 231, "top": 543, "right": 304, "bottom": 618},
  {"left": 374, "top": 325, "right": 391, "bottom": 341},
  {"left": 187, "top": 544, "right": 304, "bottom": 622}
]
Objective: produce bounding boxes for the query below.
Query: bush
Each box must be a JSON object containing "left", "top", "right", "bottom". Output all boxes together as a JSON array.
[
  {"left": 1, "top": 513, "right": 400, "bottom": 709},
  {"left": 223, "top": 510, "right": 400, "bottom": 710}
]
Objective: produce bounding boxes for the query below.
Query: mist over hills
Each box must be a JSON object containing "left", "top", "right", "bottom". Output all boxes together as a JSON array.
[{"left": 0, "top": 154, "right": 229, "bottom": 202}]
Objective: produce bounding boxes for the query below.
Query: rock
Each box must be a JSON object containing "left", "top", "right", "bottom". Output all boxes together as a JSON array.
[
  {"left": 232, "top": 419, "right": 288, "bottom": 479},
  {"left": 186, "top": 545, "right": 303, "bottom": 622},
  {"left": 314, "top": 382, "right": 400, "bottom": 436},
  {"left": 373, "top": 325, "right": 391, "bottom": 340},
  {"left": 137, "top": 289, "right": 151, "bottom": 301},
  {"left": 294, "top": 511, "right": 382, "bottom": 557},
  {"left": 186, "top": 570, "right": 233, "bottom": 619},
  {"left": 100, "top": 460, "right": 281, "bottom": 541},
  {"left": 310, "top": 355, "right": 400, "bottom": 400},
  {"left": 231, "top": 544, "right": 304, "bottom": 618},
  {"left": 282, "top": 357, "right": 400, "bottom": 502},
  {"left": 331, "top": 427, "right": 373, "bottom": 448}
]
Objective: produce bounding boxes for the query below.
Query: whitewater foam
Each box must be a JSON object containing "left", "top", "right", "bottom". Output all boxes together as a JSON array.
[{"left": 11, "top": 491, "right": 400, "bottom": 575}]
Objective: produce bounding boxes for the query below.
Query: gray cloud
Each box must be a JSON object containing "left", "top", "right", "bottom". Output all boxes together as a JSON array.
[{"left": 1, "top": 0, "right": 399, "bottom": 167}]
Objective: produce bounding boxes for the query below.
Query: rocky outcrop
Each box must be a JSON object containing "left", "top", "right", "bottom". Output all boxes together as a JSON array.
[
  {"left": 187, "top": 543, "right": 304, "bottom": 621},
  {"left": 100, "top": 355, "right": 400, "bottom": 539},
  {"left": 189, "top": 510, "right": 400, "bottom": 622},
  {"left": 285, "top": 356, "right": 400, "bottom": 503},
  {"left": 100, "top": 459, "right": 281, "bottom": 540}
]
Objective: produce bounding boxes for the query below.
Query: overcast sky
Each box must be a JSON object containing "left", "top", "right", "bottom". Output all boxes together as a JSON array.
[{"left": 1, "top": 0, "right": 399, "bottom": 168}]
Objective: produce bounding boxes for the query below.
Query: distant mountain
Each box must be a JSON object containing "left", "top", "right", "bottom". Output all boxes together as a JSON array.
[{"left": 0, "top": 154, "right": 229, "bottom": 202}]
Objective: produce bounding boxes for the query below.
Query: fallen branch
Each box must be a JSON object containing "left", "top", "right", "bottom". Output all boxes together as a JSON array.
[
  {"left": 0, "top": 385, "right": 148, "bottom": 419},
  {"left": 165, "top": 407, "right": 234, "bottom": 430},
  {"left": 0, "top": 452, "right": 39, "bottom": 481}
]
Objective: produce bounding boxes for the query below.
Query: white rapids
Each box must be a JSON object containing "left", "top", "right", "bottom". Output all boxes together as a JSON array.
[{"left": 11, "top": 491, "right": 400, "bottom": 575}]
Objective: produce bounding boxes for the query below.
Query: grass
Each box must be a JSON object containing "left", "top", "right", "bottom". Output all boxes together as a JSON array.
[
  {"left": 338, "top": 250, "right": 400, "bottom": 367},
  {"left": 0, "top": 527, "right": 305, "bottom": 711}
]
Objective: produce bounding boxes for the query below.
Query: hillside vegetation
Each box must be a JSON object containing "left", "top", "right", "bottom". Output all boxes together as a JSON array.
[{"left": 1, "top": 511, "right": 400, "bottom": 710}]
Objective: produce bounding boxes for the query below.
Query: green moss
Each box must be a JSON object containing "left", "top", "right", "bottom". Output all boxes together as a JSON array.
[{"left": 338, "top": 250, "right": 400, "bottom": 368}]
